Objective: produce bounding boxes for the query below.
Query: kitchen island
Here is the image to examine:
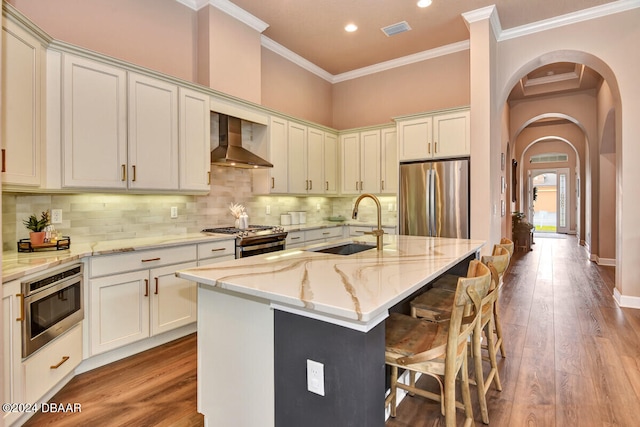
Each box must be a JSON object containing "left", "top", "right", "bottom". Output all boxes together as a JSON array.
[{"left": 176, "top": 234, "right": 484, "bottom": 427}]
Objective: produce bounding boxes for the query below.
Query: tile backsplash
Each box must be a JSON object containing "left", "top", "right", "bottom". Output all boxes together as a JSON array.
[{"left": 2, "top": 166, "right": 397, "bottom": 251}]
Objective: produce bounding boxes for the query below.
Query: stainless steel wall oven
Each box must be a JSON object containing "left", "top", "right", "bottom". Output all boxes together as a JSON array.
[{"left": 19, "top": 263, "right": 84, "bottom": 358}]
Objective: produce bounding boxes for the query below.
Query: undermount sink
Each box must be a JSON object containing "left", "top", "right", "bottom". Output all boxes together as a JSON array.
[{"left": 308, "top": 242, "right": 377, "bottom": 255}]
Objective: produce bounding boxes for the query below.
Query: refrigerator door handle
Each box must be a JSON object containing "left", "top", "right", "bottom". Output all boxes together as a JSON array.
[{"left": 428, "top": 169, "right": 435, "bottom": 236}]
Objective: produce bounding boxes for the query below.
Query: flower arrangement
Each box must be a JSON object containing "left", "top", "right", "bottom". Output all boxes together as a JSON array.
[
  {"left": 23, "top": 210, "right": 50, "bottom": 232},
  {"left": 228, "top": 203, "right": 246, "bottom": 219}
]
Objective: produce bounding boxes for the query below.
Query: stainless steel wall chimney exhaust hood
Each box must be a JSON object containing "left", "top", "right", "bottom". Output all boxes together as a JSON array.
[{"left": 211, "top": 114, "right": 273, "bottom": 169}]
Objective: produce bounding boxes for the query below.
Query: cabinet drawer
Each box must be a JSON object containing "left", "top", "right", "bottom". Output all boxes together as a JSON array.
[
  {"left": 305, "top": 227, "right": 342, "bottom": 242},
  {"left": 198, "top": 254, "right": 235, "bottom": 266},
  {"left": 286, "top": 231, "right": 305, "bottom": 246},
  {"left": 90, "top": 245, "right": 197, "bottom": 277},
  {"left": 349, "top": 226, "right": 372, "bottom": 236},
  {"left": 197, "top": 239, "right": 235, "bottom": 260},
  {"left": 23, "top": 324, "right": 82, "bottom": 403}
]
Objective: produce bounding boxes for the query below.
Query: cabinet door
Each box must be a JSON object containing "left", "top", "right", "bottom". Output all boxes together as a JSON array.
[
  {"left": 150, "top": 262, "right": 197, "bottom": 336},
  {"left": 340, "top": 133, "right": 360, "bottom": 194},
  {"left": 90, "top": 270, "right": 150, "bottom": 355},
  {"left": 62, "top": 54, "right": 127, "bottom": 189},
  {"left": 381, "top": 128, "right": 398, "bottom": 194},
  {"left": 360, "top": 130, "right": 381, "bottom": 194},
  {"left": 287, "top": 122, "right": 308, "bottom": 194},
  {"left": 323, "top": 133, "right": 338, "bottom": 194},
  {"left": 3, "top": 281, "right": 24, "bottom": 427},
  {"left": 398, "top": 116, "right": 433, "bottom": 161},
  {"left": 268, "top": 116, "right": 288, "bottom": 193},
  {"left": 1, "top": 19, "right": 43, "bottom": 186},
  {"left": 306, "top": 127, "right": 324, "bottom": 194},
  {"left": 128, "top": 73, "right": 179, "bottom": 190},
  {"left": 179, "top": 87, "right": 210, "bottom": 191},
  {"left": 433, "top": 110, "right": 470, "bottom": 158}
]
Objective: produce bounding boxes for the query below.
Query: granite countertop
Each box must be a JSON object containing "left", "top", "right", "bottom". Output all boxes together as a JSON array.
[
  {"left": 176, "top": 235, "right": 484, "bottom": 330},
  {"left": 2, "top": 233, "right": 235, "bottom": 283}
]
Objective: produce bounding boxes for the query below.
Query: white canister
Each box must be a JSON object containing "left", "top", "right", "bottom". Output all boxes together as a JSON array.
[
  {"left": 298, "top": 211, "right": 306, "bottom": 224},
  {"left": 280, "top": 214, "right": 292, "bottom": 226},
  {"left": 289, "top": 211, "right": 300, "bottom": 225}
]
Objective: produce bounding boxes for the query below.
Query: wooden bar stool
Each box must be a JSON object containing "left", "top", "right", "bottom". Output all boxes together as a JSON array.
[
  {"left": 410, "top": 248, "right": 509, "bottom": 424},
  {"left": 385, "top": 260, "right": 491, "bottom": 427},
  {"left": 480, "top": 248, "right": 510, "bottom": 358}
]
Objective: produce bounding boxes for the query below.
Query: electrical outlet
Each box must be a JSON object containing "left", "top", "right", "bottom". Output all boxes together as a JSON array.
[
  {"left": 171, "top": 207, "right": 178, "bottom": 218},
  {"left": 316, "top": 203, "right": 321, "bottom": 211},
  {"left": 51, "top": 209, "right": 63, "bottom": 224},
  {"left": 306, "top": 359, "right": 325, "bottom": 396},
  {"left": 266, "top": 205, "right": 271, "bottom": 215},
  {"left": 388, "top": 203, "right": 393, "bottom": 212}
]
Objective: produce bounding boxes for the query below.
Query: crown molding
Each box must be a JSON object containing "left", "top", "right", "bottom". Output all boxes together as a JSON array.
[
  {"left": 500, "top": 0, "right": 640, "bottom": 41},
  {"left": 177, "top": 0, "right": 268, "bottom": 32},
  {"left": 332, "top": 41, "right": 470, "bottom": 83},
  {"left": 261, "top": 36, "right": 334, "bottom": 82}
]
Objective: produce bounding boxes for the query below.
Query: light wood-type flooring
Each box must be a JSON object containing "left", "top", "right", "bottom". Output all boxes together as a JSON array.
[{"left": 23, "top": 234, "right": 640, "bottom": 426}]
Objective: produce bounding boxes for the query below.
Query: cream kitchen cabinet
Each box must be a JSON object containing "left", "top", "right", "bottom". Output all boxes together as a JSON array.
[
  {"left": 397, "top": 108, "right": 470, "bottom": 161},
  {"left": 257, "top": 115, "right": 288, "bottom": 193},
  {"left": 323, "top": 132, "right": 338, "bottom": 194},
  {"left": 288, "top": 123, "right": 325, "bottom": 194},
  {"left": 3, "top": 280, "right": 24, "bottom": 427},
  {"left": 349, "top": 225, "right": 397, "bottom": 236},
  {"left": 179, "top": 87, "right": 211, "bottom": 191},
  {"left": 128, "top": 72, "right": 179, "bottom": 190},
  {"left": 88, "top": 245, "right": 197, "bottom": 355},
  {"left": 340, "top": 129, "right": 382, "bottom": 195},
  {"left": 1, "top": 16, "right": 45, "bottom": 187},
  {"left": 380, "top": 127, "right": 398, "bottom": 194},
  {"left": 62, "top": 54, "right": 128, "bottom": 189},
  {"left": 197, "top": 239, "right": 236, "bottom": 266},
  {"left": 62, "top": 54, "right": 206, "bottom": 192},
  {"left": 285, "top": 230, "right": 305, "bottom": 249},
  {"left": 304, "top": 226, "right": 343, "bottom": 244}
]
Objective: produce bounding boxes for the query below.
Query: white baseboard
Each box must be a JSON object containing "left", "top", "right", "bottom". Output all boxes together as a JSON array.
[
  {"left": 595, "top": 257, "right": 616, "bottom": 266},
  {"left": 75, "top": 323, "right": 196, "bottom": 374},
  {"left": 613, "top": 288, "right": 640, "bottom": 309}
]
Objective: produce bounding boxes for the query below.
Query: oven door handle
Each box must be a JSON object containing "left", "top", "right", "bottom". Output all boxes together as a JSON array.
[
  {"left": 238, "top": 240, "right": 285, "bottom": 253},
  {"left": 16, "top": 293, "right": 25, "bottom": 322}
]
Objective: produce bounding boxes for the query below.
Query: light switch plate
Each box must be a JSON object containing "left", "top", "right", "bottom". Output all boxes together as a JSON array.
[
  {"left": 306, "top": 359, "right": 325, "bottom": 396},
  {"left": 171, "top": 207, "right": 178, "bottom": 218}
]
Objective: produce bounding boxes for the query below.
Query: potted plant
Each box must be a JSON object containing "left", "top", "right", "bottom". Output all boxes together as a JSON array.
[{"left": 23, "top": 210, "right": 50, "bottom": 245}]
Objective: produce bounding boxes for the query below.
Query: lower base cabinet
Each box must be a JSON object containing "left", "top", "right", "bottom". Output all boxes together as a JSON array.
[
  {"left": 89, "top": 260, "right": 197, "bottom": 356},
  {"left": 23, "top": 324, "right": 82, "bottom": 403},
  {"left": 3, "top": 280, "right": 23, "bottom": 427}
]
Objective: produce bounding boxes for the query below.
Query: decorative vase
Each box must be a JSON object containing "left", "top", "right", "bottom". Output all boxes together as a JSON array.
[{"left": 29, "top": 231, "right": 46, "bottom": 245}]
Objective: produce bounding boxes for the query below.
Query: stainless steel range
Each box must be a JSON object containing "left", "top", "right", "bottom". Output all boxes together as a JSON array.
[{"left": 202, "top": 225, "right": 287, "bottom": 258}]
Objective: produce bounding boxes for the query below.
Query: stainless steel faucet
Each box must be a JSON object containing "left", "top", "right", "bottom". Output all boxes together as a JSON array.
[{"left": 351, "top": 193, "right": 384, "bottom": 250}]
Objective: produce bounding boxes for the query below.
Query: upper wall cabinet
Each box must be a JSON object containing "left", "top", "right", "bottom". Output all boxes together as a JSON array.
[
  {"left": 62, "top": 54, "right": 128, "bottom": 189},
  {"left": 61, "top": 54, "right": 209, "bottom": 193},
  {"left": 1, "top": 16, "right": 45, "bottom": 187},
  {"left": 397, "top": 108, "right": 470, "bottom": 162},
  {"left": 178, "top": 87, "right": 211, "bottom": 191},
  {"left": 128, "top": 72, "right": 179, "bottom": 190},
  {"left": 254, "top": 115, "right": 337, "bottom": 195},
  {"left": 340, "top": 126, "right": 396, "bottom": 195},
  {"left": 323, "top": 132, "right": 338, "bottom": 194}
]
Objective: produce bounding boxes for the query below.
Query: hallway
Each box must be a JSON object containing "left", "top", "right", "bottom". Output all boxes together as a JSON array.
[{"left": 388, "top": 235, "right": 640, "bottom": 426}]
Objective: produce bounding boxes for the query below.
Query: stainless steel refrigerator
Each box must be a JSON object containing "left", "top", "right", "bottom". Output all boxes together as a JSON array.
[{"left": 399, "top": 159, "right": 470, "bottom": 238}]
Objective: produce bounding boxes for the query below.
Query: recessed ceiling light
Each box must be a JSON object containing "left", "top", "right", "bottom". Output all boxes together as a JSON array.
[
  {"left": 345, "top": 23, "right": 358, "bottom": 32},
  {"left": 417, "top": 0, "right": 432, "bottom": 7}
]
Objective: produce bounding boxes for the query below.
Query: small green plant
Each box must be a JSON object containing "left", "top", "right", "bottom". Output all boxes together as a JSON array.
[{"left": 23, "top": 210, "right": 50, "bottom": 232}]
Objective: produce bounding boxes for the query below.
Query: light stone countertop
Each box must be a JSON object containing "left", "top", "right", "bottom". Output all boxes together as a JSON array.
[
  {"left": 1, "top": 222, "right": 397, "bottom": 283},
  {"left": 2, "top": 233, "right": 235, "bottom": 283},
  {"left": 177, "top": 234, "right": 484, "bottom": 331}
]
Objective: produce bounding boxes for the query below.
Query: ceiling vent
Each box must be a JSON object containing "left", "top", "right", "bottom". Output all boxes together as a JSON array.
[{"left": 381, "top": 21, "right": 411, "bottom": 37}]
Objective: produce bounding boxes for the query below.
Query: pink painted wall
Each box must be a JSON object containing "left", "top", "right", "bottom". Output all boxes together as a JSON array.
[
  {"left": 197, "top": 6, "right": 262, "bottom": 103},
  {"left": 8, "top": 0, "right": 198, "bottom": 82},
  {"left": 332, "top": 51, "right": 470, "bottom": 129},
  {"left": 260, "top": 48, "right": 333, "bottom": 127}
]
